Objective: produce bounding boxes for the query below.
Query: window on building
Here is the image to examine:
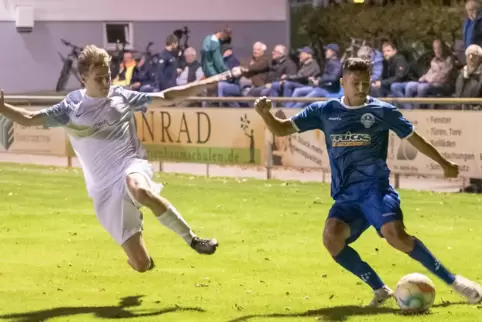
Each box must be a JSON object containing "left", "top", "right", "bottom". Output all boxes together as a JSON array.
[{"left": 103, "top": 23, "right": 133, "bottom": 50}]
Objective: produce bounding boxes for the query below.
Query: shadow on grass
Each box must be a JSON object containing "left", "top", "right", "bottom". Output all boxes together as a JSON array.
[
  {"left": 0, "top": 295, "right": 204, "bottom": 322},
  {"left": 228, "top": 300, "right": 468, "bottom": 322}
]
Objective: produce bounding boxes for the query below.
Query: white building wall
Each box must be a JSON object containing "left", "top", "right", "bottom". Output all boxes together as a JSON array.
[{"left": 0, "top": 0, "right": 288, "bottom": 21}]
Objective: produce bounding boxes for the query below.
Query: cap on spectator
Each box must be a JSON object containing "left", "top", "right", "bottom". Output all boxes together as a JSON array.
[
  {"left": 298, "top": 47, "right": 314, "bottom": 55},
  {"left": 324, "top": 43, "right": 340, "bottom": 53},
  {"left": 221, "top": 43, "right": 233, "bottom": 54}
]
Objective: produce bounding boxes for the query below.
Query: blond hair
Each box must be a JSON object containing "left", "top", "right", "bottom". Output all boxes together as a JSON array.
[{"left": 78, "top": 45, "right": 111, "bottom": 76}]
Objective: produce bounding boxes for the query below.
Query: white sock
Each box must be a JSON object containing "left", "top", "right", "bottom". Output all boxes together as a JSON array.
[{"left": 157, "top": 205, "right": 195, "bottom": 244}]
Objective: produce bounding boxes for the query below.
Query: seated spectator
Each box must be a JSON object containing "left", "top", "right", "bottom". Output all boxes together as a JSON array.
[
  {"left": 112, "top": 51, "right": 137, "bottom": 87},
  {"left": 130, "top": 55, "right": 157, "bottom": 92},
  {"left": 371, "top": 41, "right": 411, "bottom": 98},
  {"left": 155, "top": 34, "right": 179, "bottom": 91},
  {"left": 357, "top": 45, "right": 383, "bottom": 83},
  {"left": 287, "top": 44, "right": 342, "bottom": 108},
  {"left": 218, "top": 42, "right": 269, "bottom": 107},
  {"left": 397, "top": 40, "right": 454, "bottom": 109},
  {"left": 239, "top": 44, "right": 298, "bottom": 98},
  {"left": 222, "top": 44, "right": 241, "bottom": 69},
  {"left": 268, "top": 47, "right": 321, "bottom": 100},
  {"left": 457, "top": 43, "right": 482, "bottom": 194},
  {"left": 455, "top": 44, "right": 482, "bottom": 107},
  {"left": 177, "top": 47, "right": 203, "bottom": 85}
]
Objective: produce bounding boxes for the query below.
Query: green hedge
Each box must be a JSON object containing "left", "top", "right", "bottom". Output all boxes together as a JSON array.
[{"left": 291, "top": 2, "right": 464, "bottom": 51}]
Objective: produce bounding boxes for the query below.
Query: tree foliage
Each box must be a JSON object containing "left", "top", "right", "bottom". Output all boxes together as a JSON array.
[{"left": 291, "top": 2, "right": 464, "bottom": 51}]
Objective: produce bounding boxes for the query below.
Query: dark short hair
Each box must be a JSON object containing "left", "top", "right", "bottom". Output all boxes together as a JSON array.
[
  {"left": 343, "top": 57, "right": 372, "bottom": 74},
  {"left": 166, "top": 34, "right": 178, "bottom": 46}
]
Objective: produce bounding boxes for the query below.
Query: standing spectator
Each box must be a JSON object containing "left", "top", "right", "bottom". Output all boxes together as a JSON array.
[
  {"left": 400, "top": 40, "right": 454, "bottom": 109},
  {"left": 176, "top": 47, "right": 203, "bottom": 86},
  {"left": 155, "top": 34, "right": 179, "bottom": 91},
  {"left": 371, "top": 41, "right": 410, "bottom": 98},
  {"left": 269, "top": 47, "right": 320, "bottom": 99},
  {"left": 357, "top": 45, "right": 383, "bottom": 83},
  {"left": 464, "top": 0, "right": 482, "bottom": 50},
  {"left": 201, "top": 27, "right": 232, "bottom": 78}
]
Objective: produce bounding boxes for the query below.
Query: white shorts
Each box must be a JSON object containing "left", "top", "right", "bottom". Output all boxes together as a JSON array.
[{"left": 92, "top": 159, "right": 163, "bottom": 245}]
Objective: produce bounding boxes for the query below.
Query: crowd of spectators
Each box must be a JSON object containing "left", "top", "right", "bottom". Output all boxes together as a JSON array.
[{"left": 110, "top": 0, "right": 482, "bottom": 112}]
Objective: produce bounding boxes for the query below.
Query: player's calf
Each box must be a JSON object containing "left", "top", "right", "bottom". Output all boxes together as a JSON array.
[
  {"left": 380, "top": 221, "right": 414, "bottom": 253},
  {"left": 122, "top": 232, "right": 155, "bottom": 273},
  {"left": 126, "top": 173, "right": 219, "bottom": 255}
]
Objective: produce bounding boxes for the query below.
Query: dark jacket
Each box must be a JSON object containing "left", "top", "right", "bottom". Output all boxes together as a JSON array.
[
  {"left": 224, "top": 54, "right": 241, "bottom": 84},
  {"left": 318, "top": 57, "right": 342, "bottom": 92},
  {"left": 381, "top": 53, "right": 411, "bottom": 87},
  {"left": 155, "top": 49, "right": 178, "bottom": 90},
  {"left": 130, "top": 63, "right": 155, "bottom": 87},
  {"left": 455, "top": 64, "right": 482, "bottom": 98},
  {"left": 463, "top": 15, "right": 482, "bottom": 49},
  {"left": 285, "top": 59, "right": 321, "bottom": 84}
]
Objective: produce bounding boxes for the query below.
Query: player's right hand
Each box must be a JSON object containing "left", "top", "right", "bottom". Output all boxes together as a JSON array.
[
  {"left": 442, "top": 161, "right": 459, "bottom": 178},
  {"left": 254, "top": 96, "right": 272, "bottom": 115}
]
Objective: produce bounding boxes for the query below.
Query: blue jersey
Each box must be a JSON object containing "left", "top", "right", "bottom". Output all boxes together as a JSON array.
[{"left": 290, "top": 97, "right": 414, "bottom": 199}]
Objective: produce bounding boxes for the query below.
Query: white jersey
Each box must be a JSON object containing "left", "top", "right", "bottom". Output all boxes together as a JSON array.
[{"left": 39, "top": 86, "right": 152, "bottom": 196}]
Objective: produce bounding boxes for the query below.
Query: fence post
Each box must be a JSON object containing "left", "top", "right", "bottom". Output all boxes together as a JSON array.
[
  {"left": 265, "top": 131, "right": 272, "bottom": 180},
  {"left": 206, "top": 163, "right": 210, "bottom": 177},
  {"left": 394, "top": 173, "right": 400, "bottom": 189},
  {"left": 159, "top": 161, "right": 163, "bottom": 172},
  {"left": 67, "top": 156, "right": 72, "bottom": 168}
]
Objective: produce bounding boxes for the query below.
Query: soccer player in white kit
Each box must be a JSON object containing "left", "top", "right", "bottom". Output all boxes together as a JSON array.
[{"left": 0, "top": 45, "right": 224, "bottom": 272}]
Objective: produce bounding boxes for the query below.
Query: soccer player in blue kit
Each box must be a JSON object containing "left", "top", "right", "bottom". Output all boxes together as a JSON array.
[{"left": 254, "top": 57, "right": 482, "bottom": 307}]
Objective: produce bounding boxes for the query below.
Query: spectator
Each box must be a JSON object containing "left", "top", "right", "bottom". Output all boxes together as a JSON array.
[
  {"left": 201, "top": 27, "right": 232, "bottom": 78},
  {"left": 464, "top": 0, "right": 482, "bottom": 50},
  {"left": 176, "top": 47, "right": 203, "bottom": 86},
  {"left": 357, "top": 45, "right": 383, "bottom": 83},
  {"left": 287, "top": 44, "right": 342, "bottom": 108},
  {"left": 221, "top": 44, "right": 240, "bottom": 70},
  {"left": 371, "top": 41, "right": 410, "bottom": 98},
  {"left": 130, "top": 55, "right": 157, "bottom": 93},
  {"left": 455, "top": 44, "right": 482, "bottom": 105},
  {"left": 399, "top": 40, "right": 454, "bottom": 109},
  {"left": 240, "top": 44, "right": 297, "bottom": 98},
  {"left": 212, "top": 45, "right": 240, "bottom": 107},
  {"left": 112, "top": 51, "right": 137, "bottom": 87},
  {"left": 218, "top": 42, "right": 269, "bottom": 107},
  {"left": 155, "top": 34, "right": 179, "bottom": 91},
  {"left": 269, "top": 47, "right": 320, "bottom": 99}
]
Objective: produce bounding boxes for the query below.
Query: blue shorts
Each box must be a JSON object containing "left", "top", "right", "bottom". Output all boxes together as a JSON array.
[{"left": 328, "top": 187, "right": 403, "bottom": 244}]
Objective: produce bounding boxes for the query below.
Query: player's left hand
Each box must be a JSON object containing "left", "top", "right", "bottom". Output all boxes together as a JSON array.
[{"left": 442, "top": 161, "right": 459, "bottom": 178}]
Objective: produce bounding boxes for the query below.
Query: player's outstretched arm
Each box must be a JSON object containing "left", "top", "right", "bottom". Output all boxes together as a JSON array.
[
  {"left": 254, "top": 97, "right": 296, "bottom": 136},
  {"left": 147, "top": 72, "right": 232, "bottom": 106},
  {"left": 0, "top": 90, "right": 44, "bottom": 126},
  {"left": 407, "top": 131, "right": 459, "bottom": 178}
]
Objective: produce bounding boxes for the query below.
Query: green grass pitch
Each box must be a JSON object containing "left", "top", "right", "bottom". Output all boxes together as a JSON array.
[{"left": 0, "top": 163, "right": 481, "bottom": 321}]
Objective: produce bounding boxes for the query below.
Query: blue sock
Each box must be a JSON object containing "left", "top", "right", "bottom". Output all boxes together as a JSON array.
[
  {"left": 334, "top": 245, "right": 385, "bottom": 290},
  {"left": 408, "top": 238, "right": 456, "bottom": 285}
]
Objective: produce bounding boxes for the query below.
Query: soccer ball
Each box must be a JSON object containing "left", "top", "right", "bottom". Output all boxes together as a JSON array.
[{"left": 395, "top": 273, "right": 436, "bottom": 313}]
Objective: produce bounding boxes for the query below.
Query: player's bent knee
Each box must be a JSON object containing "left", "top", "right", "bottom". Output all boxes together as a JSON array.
[
  {"left": 131, "top": 186, "right": 153, "bottom": 206},
  {"left": 129, "top": 256, "right": 152, "bottom": 273},
  {"left": 323, "top": 219, "right": 349, "bottom": 255}
]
